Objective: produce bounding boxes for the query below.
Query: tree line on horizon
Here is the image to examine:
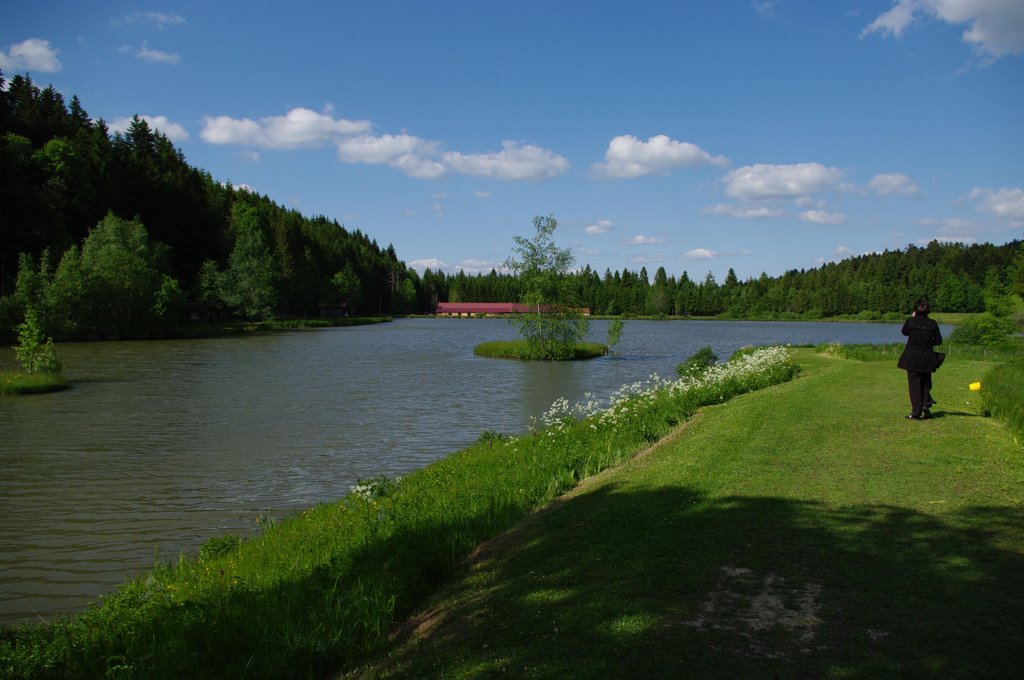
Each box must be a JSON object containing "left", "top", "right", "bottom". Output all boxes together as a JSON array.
[
  {"left": 1, "top": 71, "right": 1021, "bottom": 342},
  {"left": 442, "top": 238, "right": 1023, "bottom": 320}
]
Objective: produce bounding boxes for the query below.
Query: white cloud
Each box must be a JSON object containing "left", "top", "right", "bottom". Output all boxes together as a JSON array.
[
  {"left": 118, "top": 11, "right": 185, "bottom": 29},
  {"left": 203, "top": 108, "right": 373, "bottom": 150},
  {"left": 970, "top": 186, "right": 1024, "bottom": 219},
  {"left": 869, "top": 172, "right": 921, "bottom": 197},
  {"left": 723, "top": 163, "right": 845, "bottom": 200},
  {"left": 0, "top": 38, "right": 62, "bottom": 72},
  {"left": 917, "top": 216, "right": 987, "bottom": 235},
  {"left": 474, "top": 190, "right": 492, "bottom": 199},
  {"left": 430, "top": 192, "right": 449, "bottom": 215},
  {"left": 592, "top": 134, "right": 728, "bottom": 178},
  {"left": 626, "top": 234, "right": 663, "bottom": 245},
  {"left": 861, "top": 0, "right": 1024, "bottom": 61},
  {"left": 800, "top": 210, "right": 847, "bottom": 225},
  {"left": 585, "top": 219, "right": 613, "bottom": 235},
  {"left": 833, "top": 246, "right": 854, "bottom": 257},
  {"left": 630, "top": 255, "right": 665, "bottom": 265},
  {"left": 134, "top": 42, "right": 180, "bottom": 64},
  {"left": 203, "top": 108, "right": 566, "bottom": 181},
  {"left": 703, "top": 203, "right": 784, "bottom": 218},
  {"left": 456, "top": 259, "right": 505, "bottom": 274},
  {"left": 237, "top": 150, "right": 261, "bottom": 163},
  {"left": 109, "top": 115, "right": 190, "bottom": 142},
  {"left": 444, "top": 141, "right": 569, "bottom": 181},
  {"left": 681, "top": 248, "right": 720, "bottom": 260},
  {"left": 410, "top": 258, "right": 448, "bottom": 272},
  {"left": 752, "top": 1, "right": 778, "bottom": 18},
  {"left": 337, "top": 133, "right": 446, "bottom": 178},
  {"left": 337, "top": 135, "right": 567, "bottom": 181}
]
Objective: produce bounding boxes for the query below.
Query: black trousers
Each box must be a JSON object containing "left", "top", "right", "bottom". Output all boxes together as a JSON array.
[{"left": 906, "top": 370, "right": 933, "bottom": 417}]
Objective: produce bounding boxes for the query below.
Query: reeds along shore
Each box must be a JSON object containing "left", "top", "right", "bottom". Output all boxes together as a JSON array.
[{"left": 0, "top": 347, "right": 798, "bottom": 680}]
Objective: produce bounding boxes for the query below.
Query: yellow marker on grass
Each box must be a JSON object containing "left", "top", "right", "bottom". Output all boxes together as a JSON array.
[{"left": 969, "top": 381, "right": 982, "bottom": 391}]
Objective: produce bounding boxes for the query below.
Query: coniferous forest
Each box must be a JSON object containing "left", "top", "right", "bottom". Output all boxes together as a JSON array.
[{"left": 1, "top": 71, "right": 1021, "bottom": 341}]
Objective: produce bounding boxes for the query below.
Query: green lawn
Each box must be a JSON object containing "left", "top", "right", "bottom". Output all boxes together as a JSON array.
[{"left": 355, "top": 348, "right": 1024, "bottom": 679}]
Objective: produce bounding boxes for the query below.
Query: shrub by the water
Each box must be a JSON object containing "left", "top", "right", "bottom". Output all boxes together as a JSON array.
[
  {"left": 948, "top": 312, "right": 1016, "bottom": 347},
  {"left": 676, "top": 345, "right": 718, "bottom": 378}
]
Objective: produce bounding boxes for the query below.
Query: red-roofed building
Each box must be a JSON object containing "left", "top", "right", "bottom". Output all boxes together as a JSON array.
[
  {"left": 434, "top": 302, "right": 590, "bottom": 317},
  {"left": 435, "top": 302, "right": 529, "bottom": 317}
]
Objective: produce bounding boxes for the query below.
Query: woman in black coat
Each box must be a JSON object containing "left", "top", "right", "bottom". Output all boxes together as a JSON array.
[{"left": 897, "top": 297, "right": 943, "bottom": 419}]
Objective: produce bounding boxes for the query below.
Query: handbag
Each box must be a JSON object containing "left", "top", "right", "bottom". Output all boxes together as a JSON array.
[{"left": 933, "top": 352, "right": 946, "bottom": 371}]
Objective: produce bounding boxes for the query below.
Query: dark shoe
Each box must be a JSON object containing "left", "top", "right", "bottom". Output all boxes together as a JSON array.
[
  {"left": 906, "top": 414, "right": 920, "bottom": 420},
  {"left": 921, "top": 409, "right": 931, "bottom": 419}
]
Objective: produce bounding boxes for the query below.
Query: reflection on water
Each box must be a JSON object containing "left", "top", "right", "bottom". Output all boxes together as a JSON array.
[{"left": 0, "top": 318, "right": 919, "bottom": 623}]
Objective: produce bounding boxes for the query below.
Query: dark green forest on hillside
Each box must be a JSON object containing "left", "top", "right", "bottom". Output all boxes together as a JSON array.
[
  {"left": 1, "top": 71, "right": 1022, "bottom": 341},
  {"left": 0, "top": 72, "right": 426, "bottom": 340}
]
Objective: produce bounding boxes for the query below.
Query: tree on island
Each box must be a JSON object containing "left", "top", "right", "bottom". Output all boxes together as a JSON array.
[
  {"left": 14, "top": 307, "right": 62, "bottom": 375},
  {"left": 505, "top": 215, "right": 589, "bottom": 360}
]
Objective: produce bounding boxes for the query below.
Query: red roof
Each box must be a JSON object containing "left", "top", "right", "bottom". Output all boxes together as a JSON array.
[
  {"left": 435, "top": 302, "right": 529, "bottom": 314},
  {"left": 435, "top": 302, "right": 590, "bottom": 315}
]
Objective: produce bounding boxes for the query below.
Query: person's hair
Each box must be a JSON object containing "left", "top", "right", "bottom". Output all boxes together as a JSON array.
[{"left": 914, "top": 297, "right": 931, "bottom": 316}]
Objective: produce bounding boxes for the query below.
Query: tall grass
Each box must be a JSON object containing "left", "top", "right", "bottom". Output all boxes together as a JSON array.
[
  {"left": 473, "top": 339, "right": 607, "bottom": 360},
  {"left": 0, "top": 371, "right": 68, "bottom": 395},
  {"left": 0, "top": 347, "right": 797, "bottom": 680},
  {"left": 815, "top": 340, "right": 1021, "bottom": 363},
  {"left": 981, "top": 360, "right": 1024, "bottom": 447}
]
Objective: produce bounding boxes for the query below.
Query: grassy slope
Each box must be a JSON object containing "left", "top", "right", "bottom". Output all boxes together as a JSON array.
[{"left": 354, "top": 349, "right": 1024, "bottom": 679}]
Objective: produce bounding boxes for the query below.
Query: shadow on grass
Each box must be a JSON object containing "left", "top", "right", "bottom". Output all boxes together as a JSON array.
[
  {"left": 6, "top": 485, "right": 1021, "bottom": 679},
  {"left": 928, "top": 410, "right": 984, "bottom": 419},
  {"left": 378, "top": 485, "right": 1024, "bottom": 679}
]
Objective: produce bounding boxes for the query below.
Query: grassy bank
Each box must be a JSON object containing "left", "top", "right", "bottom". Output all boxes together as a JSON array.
[
  {"left": 473, "top": 340, "right": 607, "bottom": 360},
  {"left": 169, "top": 316, "right": 391, "bottom": 339},
  {"left": 0, "top": 347, "right": 797, "bottom": 679},
  {"left": 355, "top": 347, "right": 1023, "bottom": 679},
  {"left": 0, "top": 371, "right": 68, "bottom": 395}
]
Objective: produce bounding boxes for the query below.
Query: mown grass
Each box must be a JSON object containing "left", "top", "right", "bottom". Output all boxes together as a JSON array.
[
  {"left": 816, "top": 340, "right": 1024, "bottom": 447},
  {"left": 0, "top": 371, "right": 68, "bottom": 395},
  {"left": 473, "top": 340, "right": 607, "bottom": 360},
  {"left": 0, "top": 348, "right": 797, "bottom": 679},
  {"left": 356, "top": 347, "right": 1024, "bottom": 679}
]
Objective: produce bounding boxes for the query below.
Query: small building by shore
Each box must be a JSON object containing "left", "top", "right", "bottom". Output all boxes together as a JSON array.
[{"left": 435, "top": 302, "right": 590, "bottom": 317}]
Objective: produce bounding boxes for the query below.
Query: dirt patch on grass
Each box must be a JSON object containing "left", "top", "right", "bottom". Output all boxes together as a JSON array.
[{"left": 683, "top": 564, "right": 824, "bottom": 659}]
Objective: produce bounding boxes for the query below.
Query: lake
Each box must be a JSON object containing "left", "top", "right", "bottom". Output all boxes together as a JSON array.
[{"left": 0, "top": 318, "right": 926, "bottom": 624}]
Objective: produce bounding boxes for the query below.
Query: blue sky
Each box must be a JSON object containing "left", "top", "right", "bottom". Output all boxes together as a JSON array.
[{"left": 3, "top": 1, "right": 1022, "bottom": 280}]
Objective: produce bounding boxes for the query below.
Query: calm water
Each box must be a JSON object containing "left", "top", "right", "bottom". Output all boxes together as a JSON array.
[{"left": 0, "top": 318, "right": 922, "bottom": 623}]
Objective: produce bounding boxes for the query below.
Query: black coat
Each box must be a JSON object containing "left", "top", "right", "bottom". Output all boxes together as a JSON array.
[{"left": 897, "top": 314, "right": 943, "bottom": 373}]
